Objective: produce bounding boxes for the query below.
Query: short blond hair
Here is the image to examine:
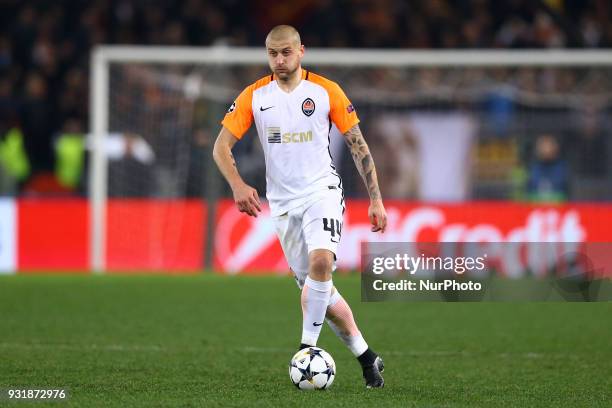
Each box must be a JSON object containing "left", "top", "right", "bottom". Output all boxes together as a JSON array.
[{"left": 265, "top": 25, "right": 301, "bottom": 47}]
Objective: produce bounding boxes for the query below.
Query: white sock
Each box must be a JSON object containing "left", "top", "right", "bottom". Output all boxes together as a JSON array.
[
  {"left": 326, "top": 290, "right": 369, "bottom": 356},
  {"left": 300, "top": 276, "right": 333, "bottom": 346}
]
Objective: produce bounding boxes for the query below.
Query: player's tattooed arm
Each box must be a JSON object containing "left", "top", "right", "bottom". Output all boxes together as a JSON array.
[
  {"left": 343, "top": 124, "right": 382, "bottom": 200},
  {"left": 213, "top": 127, "right": 242, "bottom": 188},
  {"left": 229, "top": 151, "right": 237, "bottom": 168},
  {"left": 343, "top": 124, "right": 387, "bottom": 232}
]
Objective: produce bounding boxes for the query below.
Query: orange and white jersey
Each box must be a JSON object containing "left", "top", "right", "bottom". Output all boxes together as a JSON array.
[{"left": 222, "top": 70, "right": 359, "bottom": 216}]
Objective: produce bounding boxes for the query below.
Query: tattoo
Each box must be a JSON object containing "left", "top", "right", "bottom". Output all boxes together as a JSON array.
[
  {"left": 229, "top": 152, "right": 236, "bottom": 167},
  {"left": 343, "top": 124, "right": 381, "bottom": 200}
]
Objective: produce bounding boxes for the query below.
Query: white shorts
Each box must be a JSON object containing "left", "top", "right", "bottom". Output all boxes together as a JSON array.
[{"left": 273, "top": 188, "right": 344, "bottom": 289}]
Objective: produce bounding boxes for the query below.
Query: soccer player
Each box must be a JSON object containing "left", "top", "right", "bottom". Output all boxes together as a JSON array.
[{"left": 213, "top": 25, "right": 387, "bottom": 388}]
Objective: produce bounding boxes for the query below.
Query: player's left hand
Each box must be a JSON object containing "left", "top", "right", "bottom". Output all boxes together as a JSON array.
[{"left": 368, "top": 199, "right": 387, "bottom": 233}]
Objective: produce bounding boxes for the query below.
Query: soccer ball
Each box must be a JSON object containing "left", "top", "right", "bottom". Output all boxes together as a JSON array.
[{"left": 289, "top": 346, "right": 336, "bottom": 390}]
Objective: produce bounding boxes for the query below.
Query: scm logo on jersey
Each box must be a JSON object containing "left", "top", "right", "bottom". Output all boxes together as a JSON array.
[
  {"left": 266, "top": 127, "right": 313, "bottom": 144},
  {"left": 301, "top": 98, "right": 315, "bottom": 116},
  {"left": 282, "top": 131, "right": 313, "bottom": 143}
]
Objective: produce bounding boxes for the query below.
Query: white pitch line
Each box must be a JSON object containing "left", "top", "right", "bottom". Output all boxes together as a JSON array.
[
  {"left": 240, "top": 346, "right": 293, "bottom": 354},
  {"left": 238, "top": 346, "right": 576, "bottom": 360},
  {"left": 0, "top": 342, "right": 164, "bottom": 352},
  {"left": 238, "top": 346, "right": 465, "bottom": 356},
  {"left": 0, "top": 343, "right": 578, "bottom": 360},
  {"left": 238, "top": 346, "right": 470, "bottom": 356}
]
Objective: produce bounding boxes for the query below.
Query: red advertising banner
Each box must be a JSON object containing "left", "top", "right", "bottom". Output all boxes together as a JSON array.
[
  {"left": 214, "top": 200, "right": 289, "bottom": 274},
  {"left": 18, "top": 199, "right": 89, "bottom": 272},
  {"left": 17, "top": 199, "right": 205, "bottom": 272},
  {"left": 106, "top": 200, "right": 205, "bottom": 272},
  {"left": 14, "top": 198, "right": 612, "bottom": 274},
  {"left": 214, "top": 199, "right": 612, "bottom": 275}
]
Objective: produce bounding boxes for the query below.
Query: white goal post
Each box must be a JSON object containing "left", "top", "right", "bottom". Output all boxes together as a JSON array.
[{"left": 89, "top": 46, "right": 612, "bottom": 272}]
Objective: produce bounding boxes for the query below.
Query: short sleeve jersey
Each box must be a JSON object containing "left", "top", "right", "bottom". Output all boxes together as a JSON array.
[{"left": 222, "top": 70, "right": 359, "bottom": 216}]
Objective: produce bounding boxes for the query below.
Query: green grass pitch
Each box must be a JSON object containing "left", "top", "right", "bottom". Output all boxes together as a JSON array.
[{"left": 0, "top": 274, "right": 610, "bottom": 407}]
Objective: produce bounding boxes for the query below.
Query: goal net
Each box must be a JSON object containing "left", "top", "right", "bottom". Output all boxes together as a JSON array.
[{"left": 90, "top": 47, "right": 612, "bottom": 271}]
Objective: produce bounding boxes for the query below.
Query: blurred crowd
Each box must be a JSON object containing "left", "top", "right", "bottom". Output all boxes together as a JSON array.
[{"left": 0, "top": 0, "right": 610, "bottom": 199}]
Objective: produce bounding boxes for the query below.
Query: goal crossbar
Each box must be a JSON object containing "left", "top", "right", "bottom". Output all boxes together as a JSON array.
[{"left": 94, "top": 46, "right": 612, "bottom": 66}]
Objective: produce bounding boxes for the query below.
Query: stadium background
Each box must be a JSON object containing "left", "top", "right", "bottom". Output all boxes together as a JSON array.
[
  {"left": 0, "top": 0, "right": 611, "bottom": 273},
  {"left": 1, "top": 1, "right": 611, "bottom": 407}
]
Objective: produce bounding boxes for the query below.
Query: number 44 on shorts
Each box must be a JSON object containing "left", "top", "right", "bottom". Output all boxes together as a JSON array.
[{"left": 323, "top": 218, "right": 342, "bottom": 243}]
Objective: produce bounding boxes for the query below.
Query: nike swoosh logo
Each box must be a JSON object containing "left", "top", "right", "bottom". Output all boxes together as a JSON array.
[
  {"left": 331, "top": 238, "right": 339, "bottom": 243},
  {"left": 260, "top": 106, "right": 274, "bottom": 111},
  {"left": 313, "top": 322, "right": 323, "bottom": 326}
]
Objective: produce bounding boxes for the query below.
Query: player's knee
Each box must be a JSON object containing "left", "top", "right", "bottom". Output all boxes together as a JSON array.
[{"left": 309, "top": 254, "right": 333, "bottom": 279}]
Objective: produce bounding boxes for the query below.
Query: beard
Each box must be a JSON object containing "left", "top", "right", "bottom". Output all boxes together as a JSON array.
[{"left": 274, "top": 64, "right": 298, "bottom": 81}]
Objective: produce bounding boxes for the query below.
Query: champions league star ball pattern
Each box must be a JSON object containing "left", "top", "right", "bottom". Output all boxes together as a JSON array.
[{"left": 289, "top": 347, "right": 336, "bottom": 390}]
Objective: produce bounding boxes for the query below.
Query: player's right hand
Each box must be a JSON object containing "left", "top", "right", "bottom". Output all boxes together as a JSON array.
[{"left": 233, "top": 182, "right": 262, "bottom": 217}]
